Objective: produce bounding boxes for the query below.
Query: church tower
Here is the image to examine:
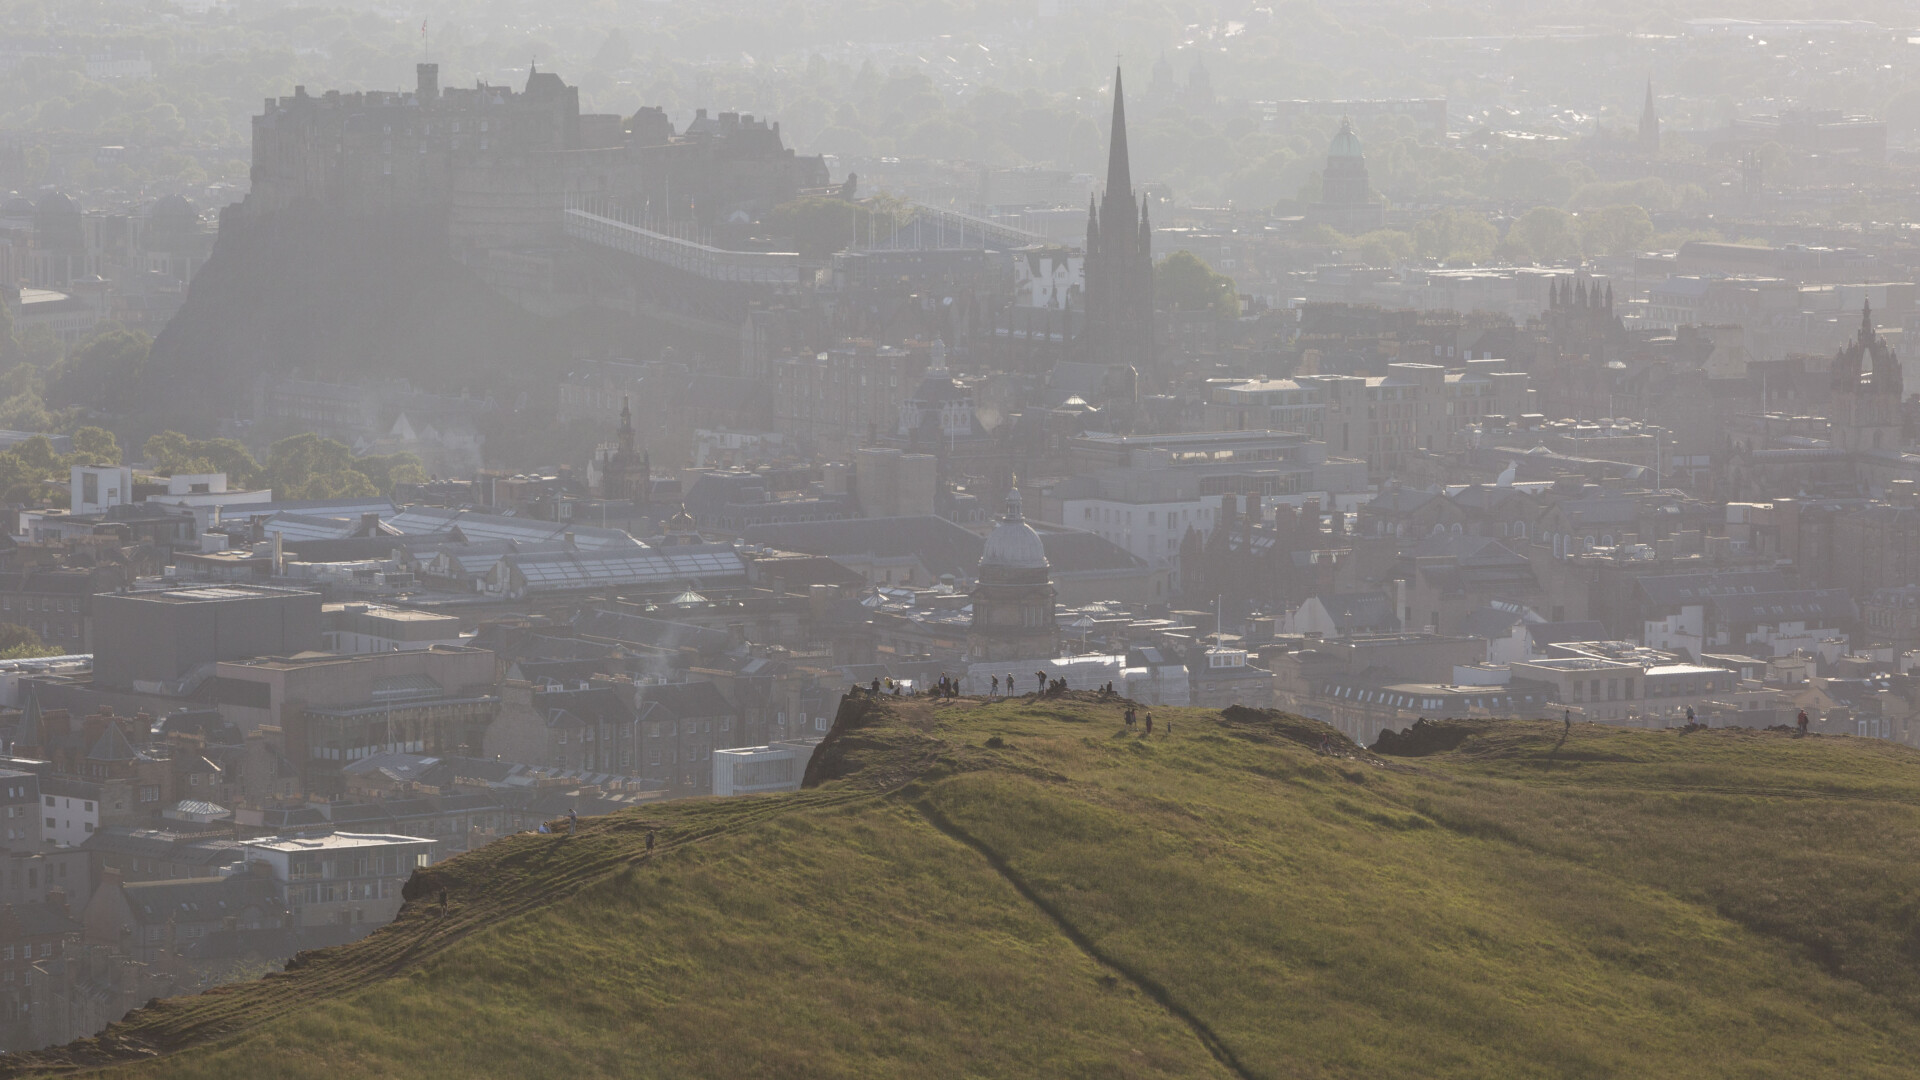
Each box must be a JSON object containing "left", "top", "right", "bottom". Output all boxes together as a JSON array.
[
  {"left": 1638, "top": 79, "right": 1660, "bottom": 156},
  {"left": 1830, "top": 301, "right": 1903, "bottom": 454},
  {"left": 1081, "top": 68, "right": 1155, "bottom": 374},
  {"left": 968, "top": 485, "right": 1058, "bottom": 662},
  {"left": 595, "top": 396, "right": 651, "bottom": 501}
]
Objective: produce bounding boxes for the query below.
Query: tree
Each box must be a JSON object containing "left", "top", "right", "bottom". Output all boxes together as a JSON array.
[
  {"left": 1351, "top": 229, "right": 1415, "bottom": 267},
  {"left": 71, "top": 426, "right": 120, "bottom": 464},
  {"left": 0, "top": 624, "right": 51, "bottom": 660},
  {"left": 145, "top": 431, "right": 261, "bottom": 486},
  {"left": 263, "top": 433, "right": 376, "bottom": 499},
  {"left": 1577, "top": 204, "right": 1656, "bottom": 257},
  {"left": 1154, "top": 251, "right": 1240, "bottom": 319},
  {"left": 1501, "top": 207, "right": 1583, "bottom": 264},
  {"left": 1413, "top": 208, "right": 1498, "bottom": 263},
  {"left": 767, "top": 196, "right": 908, "bottom": 258},
  {"left": 50, "top": 326, "right": 150, "bottom": 411},
  {"left": 352, "top": 451, "right": 429, "bottom": 494}
]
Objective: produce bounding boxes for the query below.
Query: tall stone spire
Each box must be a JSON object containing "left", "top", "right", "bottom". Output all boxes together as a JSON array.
[{"left": 1106, "top": 67, "right": 1132, "bottom": 199}]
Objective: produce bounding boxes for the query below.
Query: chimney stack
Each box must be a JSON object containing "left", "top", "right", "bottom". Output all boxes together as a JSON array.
[{"left": 416, "top": 63, "right": 439, "bottom": 103}]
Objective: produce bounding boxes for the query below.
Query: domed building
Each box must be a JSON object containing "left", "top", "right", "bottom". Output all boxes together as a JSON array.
[
  {"left": 968, "top": 485, "right": 1058, "bottom": 662},
  {"left": 1312, "top": 120, "right": 1383, "bottom": 234}
]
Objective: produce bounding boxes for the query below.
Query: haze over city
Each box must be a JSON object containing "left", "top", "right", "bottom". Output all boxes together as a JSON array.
[{"left": 4, "top": 0, "right": 1920, "bottom": 1075}]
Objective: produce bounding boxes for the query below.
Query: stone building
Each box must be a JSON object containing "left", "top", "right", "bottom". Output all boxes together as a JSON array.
[
  {"left": 1311, "top": 120, "right": 1384, "bottom": 233},
  {"left": 968, "top": 488, "right": 1058, "bottom": 662}
]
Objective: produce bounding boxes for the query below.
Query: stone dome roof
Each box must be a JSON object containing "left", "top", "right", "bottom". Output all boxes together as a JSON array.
[
  {"left": 1328, "top": 119, "right": 1363, "bottom": 159},
  {"left": 979, "top": 487, "right": 1048, "bottom": 571}
]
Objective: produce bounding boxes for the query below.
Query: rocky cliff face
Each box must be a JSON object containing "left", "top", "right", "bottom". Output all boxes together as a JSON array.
[{"left": 144, "top": 202, "right": 549, "bottom": 428}]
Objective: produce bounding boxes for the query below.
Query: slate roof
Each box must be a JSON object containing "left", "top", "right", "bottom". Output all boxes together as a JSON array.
[
  {"left": 743, "top": 516, "right": 985, "bottom": 578},
  {"left": 1460, "top": 606, "right": 1526, "bottom": 641},
  {"left": 1634, "top": 570, "right": 1793, "bottom": 607},
  {"left": 82, "top": 826, "right": 245, "bottom": 868},
  {"left": 571, "top": 610, "right": 733, "bottom": 654},
  {"left": 8, "top": 899, "right": 81, "bottom": 938},
  {"left": 743, "top": 516, "right": 1145, "bottom": 578},
  {"left": 636, "top": 681, "right": 735, "bottom": 720},
  {"left": 1312, "top": 592, "right": 1397, "bottom": 632},
  {"left": 123, "top": 875, "right": 282, "bottom": 926},
  {"left": 1706, "top": 589, "right": 1856, "bottom": 626},
  {"left": 533, "top": 686, "right": 639, "bottom": 729}
]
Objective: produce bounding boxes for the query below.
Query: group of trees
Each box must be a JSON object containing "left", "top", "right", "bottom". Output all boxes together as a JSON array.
[
  {"left": 146, "top": 431, "right": 428, "bottom": 499},
  {"left": 1301, "top": 202, "right": 1714, "bottom": 268},
  {"left": 1154, "top": 251, "right": 1240, "bottom": 320}
]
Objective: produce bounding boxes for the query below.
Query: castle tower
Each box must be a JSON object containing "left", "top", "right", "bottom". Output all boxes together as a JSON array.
[
  {"left": 1830, "top": 301, "right": 1904, "bottom": 454},
  {"left": 968, "top": 485, "right": 1058, "bottom": 662},
  {"left": 1638, "top": 79, "right": 1660, "bottom": 156},
  {"left": 1080, "top": 68, "right": 1155, "bottom": 374}
]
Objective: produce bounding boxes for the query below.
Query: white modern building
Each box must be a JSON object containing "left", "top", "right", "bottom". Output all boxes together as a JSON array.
[
  {"left": 70, "top": 464, "right": 134, "bottom": 514},
  {"left": 241, "top": 832, "right": 433, "bottom": 929},
  {"left": 961, "top": 652, "right": 1191, "bottom": 705},
  {"left": 1062, "top": 497, "right": 1220, "bottom": 567},
  {"left": 711, "top": 739, "right": 822, "bottom": 797}
]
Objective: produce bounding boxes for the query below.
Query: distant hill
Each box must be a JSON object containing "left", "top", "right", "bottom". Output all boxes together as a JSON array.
[{"left": 14, "top": 698, "right": 1920, "bottom": 1078}]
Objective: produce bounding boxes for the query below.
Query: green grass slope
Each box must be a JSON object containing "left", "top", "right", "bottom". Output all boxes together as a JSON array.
[{"left": 15, "top": 697, "right": 1920, "bottom": 1078}]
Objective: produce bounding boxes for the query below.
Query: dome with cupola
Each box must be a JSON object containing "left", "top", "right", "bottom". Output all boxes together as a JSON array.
[{"left": 979, "top": 486, "right": 1048, "bottom": 571}]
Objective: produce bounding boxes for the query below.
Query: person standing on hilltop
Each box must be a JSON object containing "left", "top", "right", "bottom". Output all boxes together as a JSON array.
[
  {"left": 1144, "top": 712, "right": 1153, "bottom": 736},
  {"left": 991, "top": 674, "right": 1000, "bottom": 697},
  {"left": 1798, "top": 709, "right": 1810, "bottom": 736},
  {"left": 1036, "top": 671, "right": 1047, "bottom": 694}
]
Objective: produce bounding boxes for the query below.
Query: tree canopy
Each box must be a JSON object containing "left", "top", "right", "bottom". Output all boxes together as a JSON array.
[
  {"left": 50, "top": 326, "right": 151, "bottom": 412},
  {"left": 1154, "top": 250, "right": 1240, "bottom": 319},
  {"left": 767, "top": 196, "right": 909, "bottom": 258}
]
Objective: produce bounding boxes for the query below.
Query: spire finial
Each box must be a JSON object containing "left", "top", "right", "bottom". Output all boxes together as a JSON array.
[{"left": 1105, "top": 67, "right": 1132, "bottom": 198}]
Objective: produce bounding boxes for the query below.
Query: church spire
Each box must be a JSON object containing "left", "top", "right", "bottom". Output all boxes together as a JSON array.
[{"left": 1106, "top": 67, "right": 1132, "bottom": 198}]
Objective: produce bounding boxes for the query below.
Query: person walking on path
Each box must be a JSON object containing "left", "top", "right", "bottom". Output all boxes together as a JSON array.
[
  {"left": 646, "top": 830, "right": 656, "bottom": 853},
  {"left": 567, "top": 808, "right": 578, "bottom": 835}
]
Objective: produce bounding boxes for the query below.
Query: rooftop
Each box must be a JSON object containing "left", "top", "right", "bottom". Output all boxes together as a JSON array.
[{"left": 242, "top": 832, "right": 433, "bottom": 853}]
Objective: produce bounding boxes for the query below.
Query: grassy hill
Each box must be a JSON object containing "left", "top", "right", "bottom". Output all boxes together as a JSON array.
[{"left": 15, "top": 695, "right": 1920, "bottom": 1078}]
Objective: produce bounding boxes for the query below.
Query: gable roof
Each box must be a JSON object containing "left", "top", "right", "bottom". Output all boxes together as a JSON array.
[{"left": 636, "top": 681, "right": 735, "bottom": 720}]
